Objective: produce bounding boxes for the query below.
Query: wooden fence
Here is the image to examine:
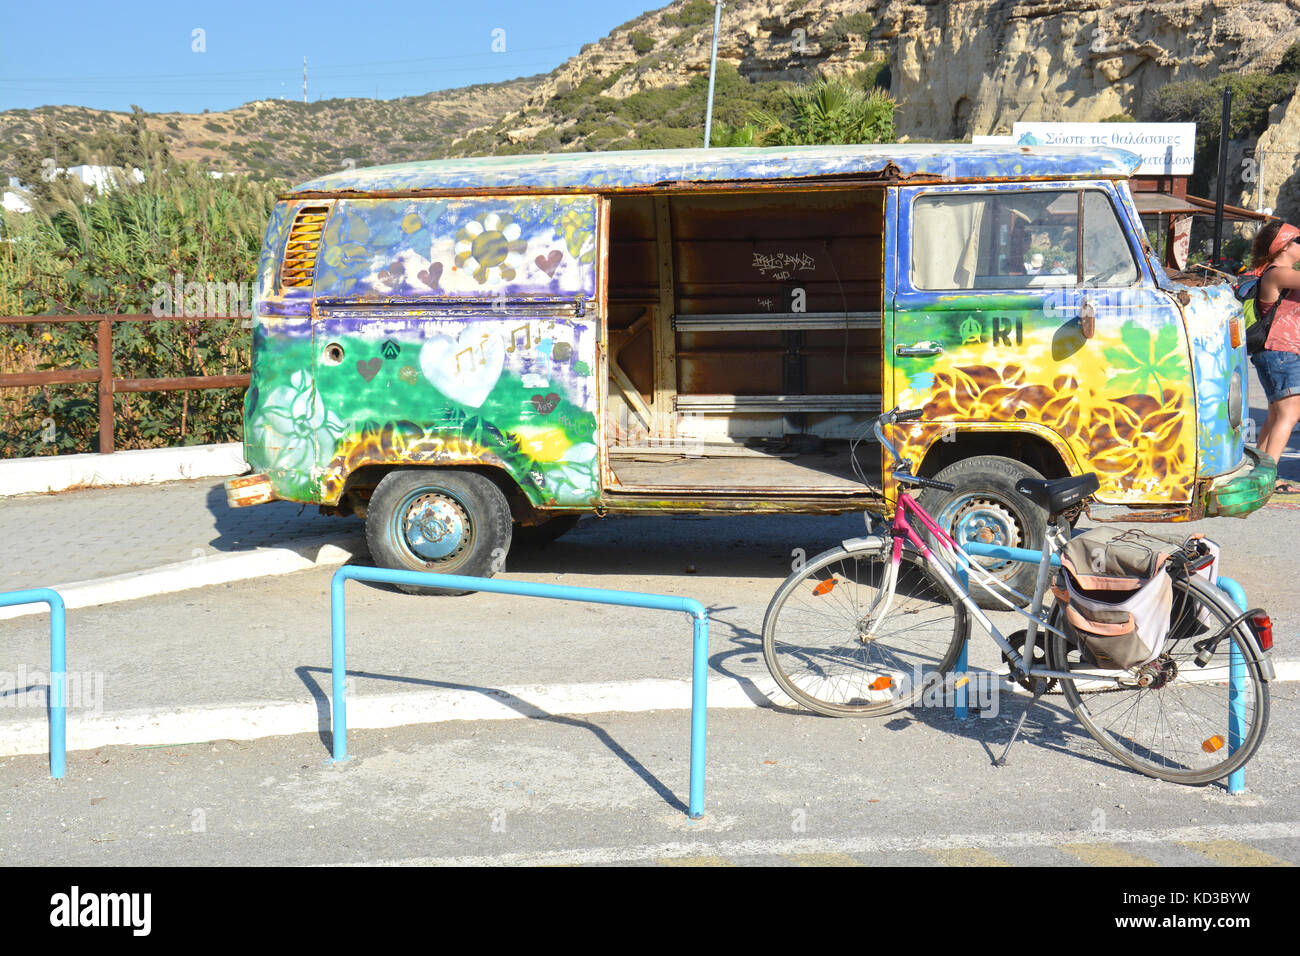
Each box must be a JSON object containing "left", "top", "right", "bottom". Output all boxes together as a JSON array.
[{"left": 0, "top": 315, "right": 249, "bottom": 453}]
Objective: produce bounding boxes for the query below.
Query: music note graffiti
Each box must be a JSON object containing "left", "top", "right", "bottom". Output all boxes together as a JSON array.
[
  {"left": 455, "top": 347, "right": 475, "bottom": 372},
  {"left": 506, "top": 324, "right": 532, "bottom": 353}
]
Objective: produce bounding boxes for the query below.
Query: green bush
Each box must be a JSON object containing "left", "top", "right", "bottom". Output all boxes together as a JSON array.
[
  {"left": 629, "top": 31, "right": 656, "bottom": 55},
  {"left": 1150, "top": 64, "right": 1298, "bottom": 195},
  {"left": 751, "top": 77, "right": 897, "bottom": 145},
  {"left": 662, "top": 0, "right": 713, "bottom": 28},
  {"left": 823, "top": 12, "right": 874, "bottom": 48}
]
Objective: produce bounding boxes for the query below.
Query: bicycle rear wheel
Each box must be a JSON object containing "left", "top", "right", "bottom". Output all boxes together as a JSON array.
[
  {"left": 1048, "top": 575, "right": 1269, "bottom": 785},
  {"left": 762, "top": 542, "right": 969, "bottom": 717}
]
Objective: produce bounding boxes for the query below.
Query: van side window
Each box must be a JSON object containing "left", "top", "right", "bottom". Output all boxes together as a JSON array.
[{"left": 911, "top": 190, "right": 1137, "bottom": 291}]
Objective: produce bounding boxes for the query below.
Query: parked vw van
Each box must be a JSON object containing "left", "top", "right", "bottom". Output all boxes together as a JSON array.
[{"left": 226, "top": 144, "right": 1273, "bottom": 598}]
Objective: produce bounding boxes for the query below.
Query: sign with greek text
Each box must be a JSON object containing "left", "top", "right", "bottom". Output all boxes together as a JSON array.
[{"left": 1012, "top": 122, "right": 1197, "bottom": 176}]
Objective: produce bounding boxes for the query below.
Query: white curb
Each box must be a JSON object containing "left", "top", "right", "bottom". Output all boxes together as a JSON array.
[
  {"left": 0, "top": 532, "right": 362, "bottom": 621},
  {"left": 0, "top": 443, "right": 248, "bottom": 497},
  {"left": 0, "top": 676, "right": 768, "bottom": 757}
]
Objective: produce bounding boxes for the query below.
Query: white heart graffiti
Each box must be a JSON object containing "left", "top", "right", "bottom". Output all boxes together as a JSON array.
[{"left": 419, "top": 328, "right": 505, "bottom": 408}]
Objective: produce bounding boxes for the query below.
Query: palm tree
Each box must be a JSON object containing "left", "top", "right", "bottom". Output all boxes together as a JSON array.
[{"left": 748, "top": 76, "right": 897, "bottom": 146}]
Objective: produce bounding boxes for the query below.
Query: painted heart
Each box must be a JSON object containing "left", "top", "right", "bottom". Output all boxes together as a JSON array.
[
  {"left": 357, "top": 357, "right": 382, "bottom": 382},
  {"left": 419, "top": 328, "right": 505, "bottom": 408},
  {"left": 535, "top": 250, "right": 562, "bottom": 277},
  {"left": 417, "top": 262, "right": 443, "bottom": 288},
  {"left": 530, "top": 392, "right": 560, "bottom": 414}
]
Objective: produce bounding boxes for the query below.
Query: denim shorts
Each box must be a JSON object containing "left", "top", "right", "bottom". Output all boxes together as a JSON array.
[{"left": 1253, "top": 348, "right": 1300, "bottom": 404}]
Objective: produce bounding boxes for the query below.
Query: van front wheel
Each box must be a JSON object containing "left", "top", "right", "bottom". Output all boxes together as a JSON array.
[
  {"left": 916, "top": 455, "right": 1047, "bottom": 610},
  {"left": 365, "top": 469, "right": 513, "bottom": 595}
]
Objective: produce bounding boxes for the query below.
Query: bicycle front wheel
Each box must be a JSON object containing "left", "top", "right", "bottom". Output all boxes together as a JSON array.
[
  {"left": 1048, "top": 574, "right": 1270, "bottom": 785},
  {"left": 762, "top": 542, "right": 969, "bottom": 717}
]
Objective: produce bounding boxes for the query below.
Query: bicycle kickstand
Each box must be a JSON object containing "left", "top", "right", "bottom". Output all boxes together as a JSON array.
[{"left": 993, "top": 677, "right": 1048, "bottom": 768}]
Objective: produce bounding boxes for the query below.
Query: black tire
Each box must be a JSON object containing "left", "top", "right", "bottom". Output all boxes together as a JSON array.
[
  {"left": 512, "top": 514, "right": 581, "bottom": 549},
  {"left": 1046, "top": 575, "right": 1270, "bottom": 785},
  {"left": 365, "top": 469, "right": 513, "bottom": 595},
  {"left": 916, "top": 455, "right": 1047, "bottom": 609},
  {"left": 762, "top": 542, "right": 969, "bottom": 717}
]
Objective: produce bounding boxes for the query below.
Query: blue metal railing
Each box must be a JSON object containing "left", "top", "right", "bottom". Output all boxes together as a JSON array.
[
  {"left": 958, "top": 540, "right": 1252, "bottom": 793},
  {"left": 1, "top": 588, "right": 66, "bottom": 779},
  {"left": 330, "top": 566, "right": 710, "bottom": 819}
]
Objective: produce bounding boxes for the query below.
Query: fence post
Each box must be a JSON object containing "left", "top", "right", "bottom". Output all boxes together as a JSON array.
[{"left": 96, "top": 318, "right": 114, "bottom": 453}]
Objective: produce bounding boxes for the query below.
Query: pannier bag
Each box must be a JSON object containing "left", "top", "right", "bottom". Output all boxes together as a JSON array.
[{"left": 1055, "top": 528, "right": 1180, "bottom": 669}]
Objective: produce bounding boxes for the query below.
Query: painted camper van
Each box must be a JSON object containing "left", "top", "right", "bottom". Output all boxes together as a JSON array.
[{"left": 226, "top": 144, "right": 1273, "bottom": 596}]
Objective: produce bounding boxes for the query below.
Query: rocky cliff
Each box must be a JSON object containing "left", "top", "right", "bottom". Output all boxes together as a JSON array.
[
  {"left": 472, "top": 0, "right": 1300, "bottom": 149},
  {"left": 3, "top": 0, "right": 1298, "bottom": 190}
]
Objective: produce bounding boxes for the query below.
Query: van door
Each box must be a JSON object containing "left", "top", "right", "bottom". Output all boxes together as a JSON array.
[
  {"left": 890, "top": 182, "right": 1194, "bottom": 507},
  {"left": 307, "top": 195, "right": 605, "bottom": 508}
]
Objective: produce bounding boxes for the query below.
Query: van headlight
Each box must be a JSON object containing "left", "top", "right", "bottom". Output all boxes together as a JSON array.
[{"left": 1229, "top": 369, "right": 1242, "bottom": 428}]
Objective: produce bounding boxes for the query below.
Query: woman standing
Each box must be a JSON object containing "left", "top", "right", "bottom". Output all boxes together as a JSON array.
[{"left": 1250, "top": 220, "right": 1300, "bottom": 492}]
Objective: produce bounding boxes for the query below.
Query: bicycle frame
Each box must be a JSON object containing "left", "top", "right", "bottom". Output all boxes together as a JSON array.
[{"left": 876, "top": 488, "right": 1124, "bottom": 687}]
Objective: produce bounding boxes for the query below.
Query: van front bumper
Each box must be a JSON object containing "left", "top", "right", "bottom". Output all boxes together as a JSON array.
[
  {"left": 225, "top": 473, "right": 277, "bottom": 508},
  {"left": 1203, "top": 446, "right": 1275, "bottom": 517}
]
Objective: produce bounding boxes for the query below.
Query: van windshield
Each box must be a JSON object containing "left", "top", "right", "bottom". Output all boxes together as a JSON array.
[{"left": 911, "top": 189, "right": 1138, "bottom": 291}]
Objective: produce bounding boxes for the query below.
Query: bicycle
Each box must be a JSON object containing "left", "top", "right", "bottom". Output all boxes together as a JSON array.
[{"left": 762, "top": 408, "right": 1275, "bottom": 785}]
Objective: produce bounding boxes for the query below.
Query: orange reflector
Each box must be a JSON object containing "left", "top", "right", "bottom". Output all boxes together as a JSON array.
[
  {"left": 813, "top": 579, "right": 835, "bottom": 596},
  {"left": 870, "top": 676, "right": 892, "bottom": 691},
  {"left": 954, "top": 676, "right": 969, "bottom": 689},
  {"left": 1231, "top": 317, "right": 1243, "bottom": 349},
  {"left": 1202, "top": 735, "right": 1225, "bottom": 753}
]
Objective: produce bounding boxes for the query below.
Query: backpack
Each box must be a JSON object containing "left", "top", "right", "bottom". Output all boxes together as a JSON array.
[
  {"left": 1055, "top": 528, "right": 1178, "bottom": 669},
  {"left": 1239, "top": 270, "right": 1278, "bottom": 355}
]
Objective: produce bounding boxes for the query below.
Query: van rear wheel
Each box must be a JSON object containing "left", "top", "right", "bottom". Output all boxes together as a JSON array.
[
  {"left": 365, "top": 469, "right": 513, "bottom": 595},
  {"left": 916, "top": 455, "right": 1047, "bottom": 610}
]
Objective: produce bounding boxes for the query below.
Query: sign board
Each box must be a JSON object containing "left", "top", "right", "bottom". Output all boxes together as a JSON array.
[{"left": 1012, "top": 122, "right": 1197, "bottom": 176}]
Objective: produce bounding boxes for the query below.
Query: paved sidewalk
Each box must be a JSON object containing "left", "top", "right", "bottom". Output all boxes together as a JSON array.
[
  {"left": 0, "top": 478, "right": 361, "bottom": 593},
  {"left": 2, "top": 703, "right": 1297, "bottom": 866}
]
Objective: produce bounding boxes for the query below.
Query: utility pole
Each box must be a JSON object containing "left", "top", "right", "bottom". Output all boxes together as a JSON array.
[
  {"left": 703, "top": 1, "right": 723, "bottom": 148},
  {"left": 1212, "top": 86, "right": 1231, "bottom": 266},
  {"left": 303, "top": 57, "right": 308, "bottom": 104}
]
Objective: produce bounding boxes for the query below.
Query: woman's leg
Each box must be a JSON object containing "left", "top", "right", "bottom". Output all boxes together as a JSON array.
[
  {"left": 1261, "top": 394, "right": 1300, "bottom": 463},
  {"left": 1257, "top": 401, "right": 1279, "bottom": 451}
]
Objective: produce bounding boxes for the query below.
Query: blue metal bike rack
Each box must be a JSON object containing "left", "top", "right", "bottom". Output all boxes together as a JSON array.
[
  {"left": 1212, "top": 576, "right": 1249, "bottom": 796},
  {"left": 1, "top": 588, "right": 66, "bottom": 779},
  {"left": 330, "top": 566, "right": 711, "bottom": 819},
  {"left": 957, "top": 542, "right": 1251, "bottom": 793}
]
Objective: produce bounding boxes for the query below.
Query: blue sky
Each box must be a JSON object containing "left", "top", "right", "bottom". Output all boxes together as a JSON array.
[{"left": 0, "top": 0, "right": 659, "bottom": 114}]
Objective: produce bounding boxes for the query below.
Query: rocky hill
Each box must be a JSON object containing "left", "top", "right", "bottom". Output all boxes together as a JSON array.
[
  {"left": 0, "top": 78, "right": 540, "bottom": 183},
  {"left": 1, "top": 0, "right": 1298, "bottom": 183}
]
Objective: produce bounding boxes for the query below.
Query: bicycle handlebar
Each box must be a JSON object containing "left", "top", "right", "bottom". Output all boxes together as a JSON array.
[
  {"left": 874, "top": 408, "right": 950, "bottom": 490},
  {"left": 894, "top": 472, "right": 956, "bottom": 493}
]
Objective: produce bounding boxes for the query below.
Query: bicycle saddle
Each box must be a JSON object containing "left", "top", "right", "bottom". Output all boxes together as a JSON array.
[{"left": 1015, "top": 473, "right": 1100, "bottom": 515}]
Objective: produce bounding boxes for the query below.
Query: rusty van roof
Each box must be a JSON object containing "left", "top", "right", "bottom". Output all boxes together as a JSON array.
[{"left": 286, "top": 144, "right": 1143, "bottom": 198}]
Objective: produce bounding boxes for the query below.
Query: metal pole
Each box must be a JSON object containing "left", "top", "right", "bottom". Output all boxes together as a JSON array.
[
  {"left": 703, "top": 1, "right": 723, "bottom": 148},
  {"left": 689, "top": 615, "right": 708, "bottom": 819},
  {"left": 1212, "top": 87, "right": 1232, "bottom": 266},
  {"left": 329, "top": 565, "right": 710, "bottom": 817},
  {"left": 1215, "top": 575, "right": 1249, "bottom": 795},
  {"left": 0, "top": 588, "right": 66, "bottom": 778},
  {"left": 330, "top": 573, "right": 349, "bottom": 763}
]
